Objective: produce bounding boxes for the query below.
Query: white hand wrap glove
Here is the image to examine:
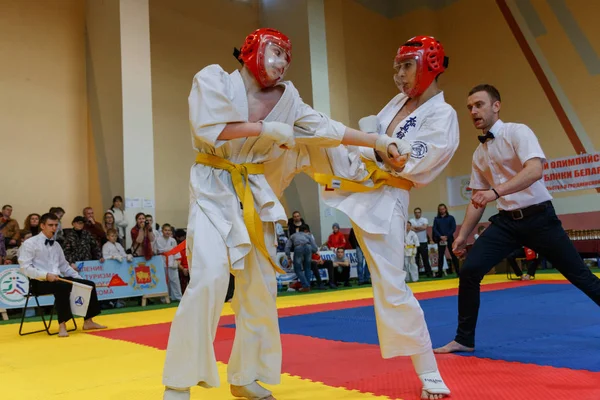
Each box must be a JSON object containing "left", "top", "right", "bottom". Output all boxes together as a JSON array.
[
  {"left": 116, "top": 256, "right": 123, "bottom": 263},
  {"left": 375, "top": 135, "right": 412, "bottom": 156},
  {"left": 126, "top": 254, "right": 133, "bottom": 262},
  {"left": 359, "top": 115, "right": 379, "bottom": 133},
  {"left": 260, "top": 121, "right": 295, "bottom": 149}
]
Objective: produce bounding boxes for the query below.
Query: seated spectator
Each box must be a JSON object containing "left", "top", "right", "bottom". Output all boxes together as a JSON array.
[
  {"left": 64, "top": 216, "right": 104, "bottom": 266},
  {"left": 49, "top": 207, "right": 65, "bottom": 244},
  {"left": 311, "top": 252, "right": 336, "bottom": 289},
  {"left": 1, "top": 204, "right": 21, "bottom": 262},
  {"left": 0, "top": 231, "right": 5, "bottom": 264},
  {"left": 18, "top": 213, "right": 106, "bottom": 337},
  {"left": 103, "top": 212, "right": 123, "bottom": 246},
  {"left": 156, "top": 223, "right": 182, "bottom": 301},
  {"left": 131, "top": 213, "right": 155, "bottom": 260},
  {"left": 327, "top": 223, "right": 347, "bottom": 250},
  {"left": 22, "top": 213, "right": 41, "bottom": 236},
  {"left": 508, "top": 247, "right": 539, "bottom": 280},
  {"left": 285, "top": 224, "right": 318, "bottom": 292},
  {"left": 102, "top": 228, "right": 132, "bottom": 262},
  {"left": 333, "top": 247, "right": 351, "bottom": 287},
  {"left": 83, "top": 207, "right": 107, "bottom": 246}
]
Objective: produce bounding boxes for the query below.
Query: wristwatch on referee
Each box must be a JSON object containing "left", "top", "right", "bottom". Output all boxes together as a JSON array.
[{"left": 491, "top": 188, "right": 500, "bottom": 199}]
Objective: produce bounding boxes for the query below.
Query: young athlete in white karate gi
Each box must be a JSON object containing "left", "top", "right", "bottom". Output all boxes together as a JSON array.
[
  {"left": 162, "top": 28, "right": 408, "bottom": 400},
  {"left": 309, "top": 36, "right": 459, "bottom": 399}
]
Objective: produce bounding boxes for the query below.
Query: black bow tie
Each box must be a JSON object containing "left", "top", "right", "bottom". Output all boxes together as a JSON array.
[
  {"left": 45, "top": 239, "right": 55, "bottom": 246},
  {"left": 478, "top": 131, "right": 495, "bottom": 144}
]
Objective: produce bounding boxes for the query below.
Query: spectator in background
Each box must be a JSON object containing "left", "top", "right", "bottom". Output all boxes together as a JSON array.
[
  {"left": 409, "top": 207, "right": 433, "bottom": 278},
  {"left": 311, "top": 252, "right": 337, "bottom": 289},
  {"left": 131, "top": 212, "right": 155, "bottom": 260},
  {"left": 102, "top": 228, "right": 131, "bottom": 263},
  {"left": 404, "top": 222, "right": 420, "bottom": 282},
  {"left": 63, "top": 216, "right": 104, "bottom": 266},
  {"left": 349, "top": 227, "right": 370, "bottom": 285},
  {"left": 49, "top": 207, "right": 66, "bottom": 244},
  {"left": 107, "top": 196, "right": 128, "bottom": 247},
  {"left": 22, "top": 213, "right": 41, "bottom": 237},
  {"left": 1, "top": 205, "right": 20, "bottom": 261},
  {"left": 156, "top": 223, "right": 182, "bottom": 301},
  {"left": 332, "top": 247, "right": 351, "bottom": 287},
  {"left": 285, "top": 224, "right": 318, "bottom": 292},
  {"left": 287, "top": 211, "right": 307, "bottom": 237},
  {"left": 82, "top": 207, "right": 107, "bottom": 247},
  {"left": 327, "top": 223, "right": 346, "bottom": 250},
  {"left": 174, "top": 229, "right": 189, "bottom": 294},
  {"left": 432, "top": 203, "right": 460, "bottom": 277}
]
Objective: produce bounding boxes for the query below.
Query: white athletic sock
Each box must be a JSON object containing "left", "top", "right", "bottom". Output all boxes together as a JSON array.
[{"left": 411, "top": 349, "right": 438, "bottom": 375}]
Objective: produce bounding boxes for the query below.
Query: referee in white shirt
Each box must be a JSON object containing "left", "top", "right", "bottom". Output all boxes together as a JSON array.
[
  {"left": 435, "top": 84, "right": 600, "bottom": 354},
  {"left": 18, "top": 213, "right": 106, "bottom": 337}
]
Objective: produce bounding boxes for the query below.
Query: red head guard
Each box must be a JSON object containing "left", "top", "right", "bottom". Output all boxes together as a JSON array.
[
  {"left": 238, "top": 28, "right": 292, "bottom": 88},
  {"left": 394, "top": 36, "right": 448, "bottom": 98}
]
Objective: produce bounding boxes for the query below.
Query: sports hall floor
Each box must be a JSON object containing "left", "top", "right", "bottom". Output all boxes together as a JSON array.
[{"left": 2, "top": 272, "right": 600, "bottom": 400}]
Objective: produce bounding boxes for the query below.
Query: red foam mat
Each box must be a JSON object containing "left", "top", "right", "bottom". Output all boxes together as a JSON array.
[{"left": 91, "top": 323, "right": 600, "bottom": 400}]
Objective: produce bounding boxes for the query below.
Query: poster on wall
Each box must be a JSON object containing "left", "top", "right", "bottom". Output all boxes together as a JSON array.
[
  {"left": 447, "top": 153, "right": 600, "bottom": 203},
  {"left": 543, "top": 153, "right": 600, "bottom": 193}
]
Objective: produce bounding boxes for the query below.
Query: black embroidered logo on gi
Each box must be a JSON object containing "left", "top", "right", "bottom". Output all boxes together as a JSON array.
[
  {"left": 411, "top": 141, "right": 428, "bottom": 159},
  {"left": 395, "top": 116, "right": 417, "bottom": 139}
]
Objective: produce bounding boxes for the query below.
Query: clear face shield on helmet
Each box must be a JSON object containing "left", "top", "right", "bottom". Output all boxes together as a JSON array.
[
  {"left": 257, "top": 36, "right": 291, "bottom": 86},
  {"left": 393, "top": 56, "right": 419, "bottom": 96}
]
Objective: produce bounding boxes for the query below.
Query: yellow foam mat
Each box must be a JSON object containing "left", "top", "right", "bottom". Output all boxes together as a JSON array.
[{"left": 0, "top": 273, "right": 592, "bottom": 399}]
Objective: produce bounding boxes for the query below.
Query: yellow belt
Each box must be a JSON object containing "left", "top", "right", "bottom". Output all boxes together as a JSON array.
[
  {"left": 312, "top": 158, "right": 413, "bottom": 192},
  {"left": 195, "top": 153, "right": 285, "bottom": 274}
]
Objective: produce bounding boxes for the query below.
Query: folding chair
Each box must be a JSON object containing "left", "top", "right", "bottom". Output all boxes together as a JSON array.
[{"left": 19, "top": 285, "right": 77, "bottom": 336}]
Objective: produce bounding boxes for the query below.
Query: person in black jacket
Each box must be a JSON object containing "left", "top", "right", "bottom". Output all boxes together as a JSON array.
[{"left": 432, "top": 204, "right": 460, "bottom": 276}]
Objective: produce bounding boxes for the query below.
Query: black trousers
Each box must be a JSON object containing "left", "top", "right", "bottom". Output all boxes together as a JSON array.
[
  {"left": 507, "top": 248, "right": 539, "bottom": 277},
  {"left": 437, "top": 238, "right": 460, "bottom": 275},
  {"left": 311, "top": 260, "right": 336, "bottom": 286},
  {"left": 455, "top": 201, "right": 600, "bottom": 348},
  {"left": 416, "top": 242, "right": 433, "bottom": 276},
  {"left": 30, "top": 277, "right": 101, "bottom": 324}
]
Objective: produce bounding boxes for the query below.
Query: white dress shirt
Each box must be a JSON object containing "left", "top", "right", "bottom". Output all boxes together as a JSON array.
[
  {"left": 470, "top": 119, "right": 552, "bottom": 211},
  {"left": 18, "top": 233, "right": 81, "bottom": 281},
  {"left": 409, "top": 217, "right": 429, "bottom": 243}
]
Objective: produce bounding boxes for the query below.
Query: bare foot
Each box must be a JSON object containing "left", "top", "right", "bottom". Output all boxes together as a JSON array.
[
  {"left": 83, "top": 320, "right": 107, "bottom": 330},
  {"left": 58, "top": 323, "right": 69, "bottom": 337},
  {"left": 231, "top": 381, "right": 275, "bottom": 399},
  {"left": 419, "top": 371, "right": 450, "bottom": 399},
  {"left": 433, "top": 340, "right": 474, "bottom": 354},
  {"left": 421, "top": 390, "right": 449, "bottom": 399}
]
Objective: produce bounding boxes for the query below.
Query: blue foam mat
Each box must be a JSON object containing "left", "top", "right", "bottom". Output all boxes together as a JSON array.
[{"left": 273, "top": 284, "right": 600, "bottom": 371}]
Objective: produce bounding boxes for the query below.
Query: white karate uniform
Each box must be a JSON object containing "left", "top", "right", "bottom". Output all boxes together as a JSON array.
[
  {"left": 313, "top": 92, "right": 459, "bottom": 357},
  {"left": 404, "top": 230, "right": 420, "bottom": 282},
  {"left": 102, "top": 241, "right": 128, "bottom": 260},
  {"left": 162, "top": 64, "right": 346, "bottom": 390},
  {"left": 156, "top": 235, "right": 182, "bottom": 301}
]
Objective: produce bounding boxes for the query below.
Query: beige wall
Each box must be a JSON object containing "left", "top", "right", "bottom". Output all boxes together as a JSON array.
[
  {"left": 0, "top": 0, "right": 88, "bottom": 225},
  {"left": 327, "top": 0, "right": 600, "bottom": 219},
  {"left": 149, "top": 0, "right": 260, "bottom": 227}
]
